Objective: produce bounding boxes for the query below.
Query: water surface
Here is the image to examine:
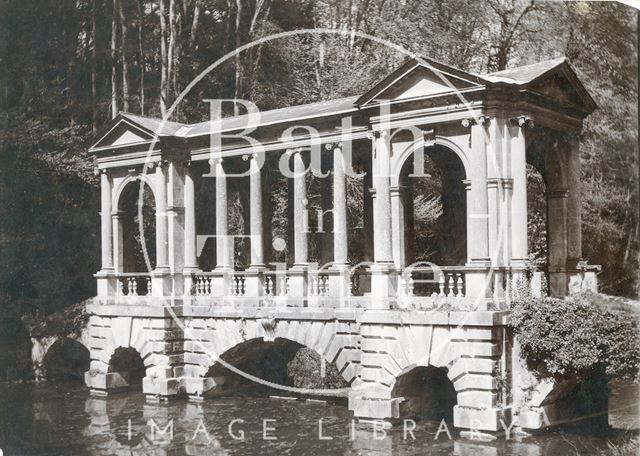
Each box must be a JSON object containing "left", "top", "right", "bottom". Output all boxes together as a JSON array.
[{"left": 0, "top": 381, "right": 637, "bottom": 455}]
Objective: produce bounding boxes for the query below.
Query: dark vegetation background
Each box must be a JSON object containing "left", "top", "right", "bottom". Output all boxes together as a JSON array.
[{"left": 0, "top": 0, "right": 637, "bottom": 377}]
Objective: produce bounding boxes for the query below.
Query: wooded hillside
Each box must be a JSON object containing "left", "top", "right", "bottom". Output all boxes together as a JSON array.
[{"left": 0, "top": 0, "right": 637, "bottom": 332}]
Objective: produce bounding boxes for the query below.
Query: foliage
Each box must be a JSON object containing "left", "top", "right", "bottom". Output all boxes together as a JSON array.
[
  {"left": 23, "top": 299, "right": 90, "bottom": 340},
  {"left": 509, "top": 293, "right": 640, "bottom": 382},
  {"left": 287, "top": 347, "right": 348, "bottom": 390}
]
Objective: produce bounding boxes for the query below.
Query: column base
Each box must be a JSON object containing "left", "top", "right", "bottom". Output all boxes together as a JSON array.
[
  {"left": 369, "top": 263, "right": 397, "bottom": 309},
  {"left": 328, "top": 264, "right": 350, "bottom": 303},
  {"left": 244, "top": 267, "right": 267, "bottom": 296},
  {"left": 287, "top": 266, "right": 308, "bottom": 298},
  {"left": 211, "top": 267, "right": 233, "bottom": 297},
  {"left": 151, "top": 268, "right": 172, "bottom": 297},
  {"left": 95, "top": 270, "right": 117, "bottom": 298}
]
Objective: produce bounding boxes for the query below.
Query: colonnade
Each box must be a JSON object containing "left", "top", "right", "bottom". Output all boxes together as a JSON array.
[{"left": 95, "top": 119, "right": 587, "bottom": 302}]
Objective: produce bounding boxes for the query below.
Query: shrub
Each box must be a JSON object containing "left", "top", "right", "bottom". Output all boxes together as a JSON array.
[
  {"left": 23, "top": 299, "right": 89, "bottom": 340},
  {"left": 509, "top": 293, "right": 639, "bottom": 382}
]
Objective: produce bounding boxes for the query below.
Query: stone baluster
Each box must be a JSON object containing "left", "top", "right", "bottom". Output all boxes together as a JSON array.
[
  {"left": 118, "top": 279, "right": 124, "bottom": 296},
  {"left": 146, "top": 277, "right": 152, "bottom": 296},
  {"left": 408, "top": 276, "right": 415, "bottom": 297},
  {"left": 456, "top": 274, "right": 464, "bottom": 297},
  {"left": 266, "top": 276, "right": 273, "bottom": 296},
  {"left": 438, "top": 274, "right": 445, "bottom": 297},
  {"left": 447, "top": 275, "right": 455, "bottom": 298}
]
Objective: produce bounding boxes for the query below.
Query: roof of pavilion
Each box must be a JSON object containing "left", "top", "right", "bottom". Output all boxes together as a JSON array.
[{"left": 90, "top": 56, "right": 597, "bottom": 152}]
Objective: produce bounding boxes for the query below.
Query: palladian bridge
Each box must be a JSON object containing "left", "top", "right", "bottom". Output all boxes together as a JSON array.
[{"left": 78, "top": 57, "right": 600, "bottom": 434}]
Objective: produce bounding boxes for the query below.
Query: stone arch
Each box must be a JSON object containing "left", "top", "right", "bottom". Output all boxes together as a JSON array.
[
  {"left": 107, "top": 346, "right": 147, "bottom": 388},
  {"left": 114, "top": 176, "right": 158, "bottom": 272},
  {"left": 390, "top": 136, "right": 470, "bottom": 187},
  {"left": 100, "top": 334, "right": 157, "bottom": 372},
  {"left": 519, "top": 374, "right": 609, "bottom": 432},
  {"left": 201, "top": 335, "right": 353, "bottom": 391},
  {"left": 112, "top": 173, "right": 159, "bottom": 211},
  {"left": 41, "top": 337, "right": 90, "bottom": 382},
  {"left": 391, "top": 364, "right": 458, "bottom": 422},
  {"left": 394, "top": 141, "right": 468, "bottom": 266}
]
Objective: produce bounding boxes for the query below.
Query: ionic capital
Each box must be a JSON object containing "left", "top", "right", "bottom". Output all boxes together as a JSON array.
[
  {"left": 461, "top": 116, "right": 490, "bottom": 128},
  {"left": 324, "top": 142, "right": 343, "bottom": 151},
  {"left": 509, "top": 116, "right": 534, "bottom": 128}
]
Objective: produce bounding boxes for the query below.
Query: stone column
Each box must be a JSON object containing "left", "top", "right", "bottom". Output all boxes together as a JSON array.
[
  {"left": 320, "top": 149, "right": 334, "bottom": 267},
  {"left": 373, "top": 131, "right": 393, "bottom": 264},
  {"left": 153, "top": 162, "right": 170, "bottom": 296},
  {"left": 403, "top": 168, "right": 416, "bottom": 265},
  {"left": 249, "top": 154, "right": 265, "bottom": 268},
  {"left": 370, "top": 130, "right": 396, "bottom": 309},
  {"left": 463, "top": 119, "right": 491, "bottom": 304},
  {"left": 363, "top": 161, "right": 374, "bottom": 262},
  {"left": 293, "top": 150, "right": 308, "bottom": 266},
  {"left": 329, "top": 145, "right": 350, "bottom": 301},
  {"left": 486, "top": 119, "right": 504, "bottom": 268},
  {"left": 547, "top": 190, "right": 568, "bottom": 297},
  {"left": 184, "top": 163, "right": 197, "bottom": 269},
  {"left": 545, "top": 137, "right": 569, "bottom": 297},
  {"left": 214, "top": 158, "right": 231, "bottom": 269},
  {"left": 509, "top": 117, "right": 530, "bottom": 268},
  {"left": 100, "top": 171, "right": 114, "bottom": 270},
  {"left": 333, "top": 146, "right": 348, "bottom": 266},
  {"left": 245, "top": 153, "right": 266, "bottom": 297},
  {"left": 183, "top": 163, "right": 198, "bottom": 296},
  {"left": 211, "top": 157, "right": 231, "bottom": 296},
  {"left": 155, "top": 163, "right": 169, "bottom": 269},
  {"left": 564, "top": 135, "right": 582, "bottom": 265},
  {"left": 96, "top": 170, "right": 116, "bottom": 297},
  {"left": 112, "top": 211, "right": 124, "bottom": 272},
  {"left": 289, "top": 149, "right": 308, "bottom": 298},
  {"left": 465, "top": 120, "right": 491, "bottom": 265},
  {"left": 564, "top": 134, "right": 585, "bottom": 294},
  {"left": 390, "top": 186, "right": 405, "bottom": 268}
]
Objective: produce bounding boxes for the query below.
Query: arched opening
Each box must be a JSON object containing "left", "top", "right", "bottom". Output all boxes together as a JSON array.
[
  {"left": 108, "top": 347, "right": 146, "bottom": 389},
  {"left": 42, "top": 338, "right": 90, "bottom": 382},
  {"left": 391, "top": 366, "right": 457, "bottom": 422},
  {"left": 203, "top": 338, "right": 348, "bottom": 400},
  {"left": 117, "top": 180, "right": 156, "bottom": 273},
  {"left": 527, "top": 162, "right": 548, "bottom": 266},
  {"left": 537, "top": 373, "right": 610, "bottom": 435},
  {"left": 399, "top": 145, "right": 467, "bottom": 266}
]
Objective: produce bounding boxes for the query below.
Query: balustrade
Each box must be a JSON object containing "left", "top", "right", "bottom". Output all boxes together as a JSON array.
[
  {"left": 112, "top": 265, "right": 478, "bottom": 310},
  {"left": 116, "top": 274, "right": 152, "bottom": 298}
]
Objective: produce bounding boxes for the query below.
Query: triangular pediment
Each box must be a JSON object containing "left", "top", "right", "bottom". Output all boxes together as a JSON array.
[
  {"left": 527, "top": 66, "right": 597, "bottom": 113},
  {"left": 356, "top": 58, "right": 484, "bottom": 106},
  {"left": 90, "top": 116, "right": 157, "bottom": 151}
]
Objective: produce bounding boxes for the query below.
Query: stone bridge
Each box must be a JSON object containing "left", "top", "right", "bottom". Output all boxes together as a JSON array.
[{"left": 45, "top": 56, "right": 604, "bottom": 436}]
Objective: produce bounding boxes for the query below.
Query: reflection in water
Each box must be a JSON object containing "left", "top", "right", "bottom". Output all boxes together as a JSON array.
[{"left": 0, "top": 381, "right": 637, "bottom": 455}]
